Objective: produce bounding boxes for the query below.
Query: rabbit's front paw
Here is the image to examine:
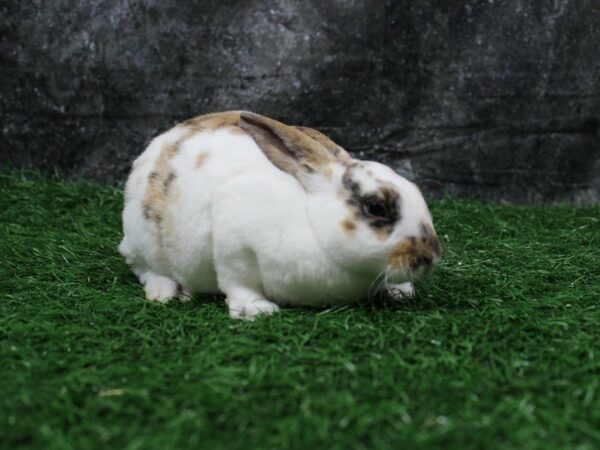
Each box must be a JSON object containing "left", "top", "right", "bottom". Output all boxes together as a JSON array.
[
  {"left": 387, "top": 282, "right": 414, "bottom": 300},
  {"left": 227, "top": 295, "right": 280, "bottom": 320},
  {"left": 141, "top": 272, "right": 179, "bottom": 303}
]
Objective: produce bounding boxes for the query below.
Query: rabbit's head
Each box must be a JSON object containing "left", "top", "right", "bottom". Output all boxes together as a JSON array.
[{"left": 239, "top": 112, "right": 441, "bottom": 286}]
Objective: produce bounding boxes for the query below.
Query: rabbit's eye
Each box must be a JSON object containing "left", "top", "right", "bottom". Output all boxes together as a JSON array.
[{"left": 363, "top": 198, "right": 389, "bottom": 219}]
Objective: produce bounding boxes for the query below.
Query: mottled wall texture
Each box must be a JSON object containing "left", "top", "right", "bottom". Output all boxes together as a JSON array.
[{"left": 1, "top": 0, "right": 599, "bottom": 201}]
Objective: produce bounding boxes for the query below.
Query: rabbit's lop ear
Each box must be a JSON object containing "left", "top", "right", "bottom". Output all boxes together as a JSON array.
[
  {"left": 293, "top": 126, "right": 352, "bottom": 162},
  {"left": 239, "top": 112, "right": 336, "bottom": 187}
]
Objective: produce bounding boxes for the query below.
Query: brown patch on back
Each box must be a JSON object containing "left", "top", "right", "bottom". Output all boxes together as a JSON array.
[
  {"left": 225, "top": 124, "right": 245, "bottom": 134},
  {"left": 142, "top": 142, "right": 181, "bottom": 225},
  {"left": 195, "top": 152, "right": 209, "bottom": 168},
  {"left": 141, "top": 112, "right": 356, "bottom": 230},
  {"left": 179, "top": 113, "right": 352, "bottom": 182},
  {"left": 180, "top": 113, "right": 351, "bottom": 164},
  {"left": 163, "top": 171, "right": 177, "bottom": 195},
  {"left": 142, "top": 112, "right": 248, "bottom": 228},
  {"left": 181, "top": 111, "right": 242, "bottom": 134}
]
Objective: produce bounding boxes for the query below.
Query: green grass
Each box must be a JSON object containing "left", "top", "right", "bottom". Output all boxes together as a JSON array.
[{"left": 1, "top": 172, "right": 599, "bottom": 450}]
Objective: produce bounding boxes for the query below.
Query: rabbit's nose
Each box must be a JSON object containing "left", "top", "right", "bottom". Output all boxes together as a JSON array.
[
  {"left": 411, "top": 249, "right": 435, "bottom": 271},
  {"left": 388, "top": 228, "right": 442, "bottom": 273},
  {"left": 409, "top": 236, "right": 441, "bottom": 273}
]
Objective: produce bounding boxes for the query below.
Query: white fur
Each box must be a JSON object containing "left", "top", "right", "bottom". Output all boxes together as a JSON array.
[
  {"left": 388, "top": 282, "right": 415, "bottom": 300},
  {"left": 120, "top": 124, "right": 438, "bottom": 319}
]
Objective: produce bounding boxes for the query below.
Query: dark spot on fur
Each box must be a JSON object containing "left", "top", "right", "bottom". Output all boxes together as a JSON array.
[
  {"left": 163, "top": 171, "right": 177, "bottom": 195},
  {"left": 143, "top": 204, "right": 152, "bottom": 220},
  {"left": 342, "top": 167, "right": 401, "bottom": 234},
  {"left": 142, "top": 204, "right": 162, "bottom": 223},
  {"left": 149, "top": 171, "right": 160, "bottom": 182},
  {"left": 301, "top": 162, "right": 315, "bottom": 173},
  {"left": 411, "top": 252, "right": 433, "bottom": 269},
  {"left": 342, "top": 169, "right": 361, "bottom": 198}
]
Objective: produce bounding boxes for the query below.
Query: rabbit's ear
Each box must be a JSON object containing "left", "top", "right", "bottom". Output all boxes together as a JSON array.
[
  {"left": 239, "top": 112, "right": 335, "bottom": 183},
  {"left": 293, "top": 126, "right": 351, "bottom": 162}
]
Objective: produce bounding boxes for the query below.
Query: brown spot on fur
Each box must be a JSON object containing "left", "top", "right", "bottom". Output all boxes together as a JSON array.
[
  {"left": 142, "top": 204, "right": 152, "bottom": 221},
  {"left": 141, "top": 111, "right": 254, "bottom": 266},
  {"left": 163, "top": 171, "right": 177, "bottom": 195},
  {"left": 142, "top": 142, "right": 182, "bottom": 225},
  {"left": 143, "top": 179, "right": 165, "bottom": 224},
  {"left": 225, "top": 125, "right": 245, "bottom": 134},
  {"left": 195, "top": 152, "right": 209, "bottom": 168},
  {"left": 181, "top": 113, "right": 350, "bottom": 166},
  {"left": 181, "top": 111, "right": 242, "bottom": 134},
  {"left": 140, "top": 112, "right": 356, "bottom": 228},
  {"left": 180, "top": 112, "right": 355, "bottom": 186},
  {"left": 341, "top": 218, "right": 357, "bottom": 235}
]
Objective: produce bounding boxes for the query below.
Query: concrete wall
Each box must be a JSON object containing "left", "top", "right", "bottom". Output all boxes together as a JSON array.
[{"left": 2, "top": 0, "right": 599, "bottom": 201}]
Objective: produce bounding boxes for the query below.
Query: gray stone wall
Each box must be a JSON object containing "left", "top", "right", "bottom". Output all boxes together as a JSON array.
[{"left": 1, "top": 0, "right": 599, "bottom": 201}]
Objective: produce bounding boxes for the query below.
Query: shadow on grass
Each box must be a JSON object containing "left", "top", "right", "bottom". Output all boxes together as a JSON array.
[
  {"left": 149, "top": 269, "right": 473, "bottom": 319},
  {"left": 113, "top": 239, "right": 478, "bottom": 319}
]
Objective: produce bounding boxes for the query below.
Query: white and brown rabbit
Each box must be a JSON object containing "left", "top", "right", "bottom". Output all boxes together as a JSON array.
[{"left": 119, "top": 111, "right": 441, "bottom": 319}]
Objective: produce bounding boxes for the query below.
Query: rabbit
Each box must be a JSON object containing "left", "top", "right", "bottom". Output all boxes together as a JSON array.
[{"left": 119, "top": 111, "right": 441, "bottom": 319}]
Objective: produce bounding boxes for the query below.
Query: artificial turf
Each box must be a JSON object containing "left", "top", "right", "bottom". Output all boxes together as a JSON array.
[{"left": 0, "top": 171, "right": 599, "bottom": 450}]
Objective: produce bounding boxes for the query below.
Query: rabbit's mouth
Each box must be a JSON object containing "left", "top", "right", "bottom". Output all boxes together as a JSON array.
[{"left": 385, "top": 264, "right": 433, "bottom": 285}]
